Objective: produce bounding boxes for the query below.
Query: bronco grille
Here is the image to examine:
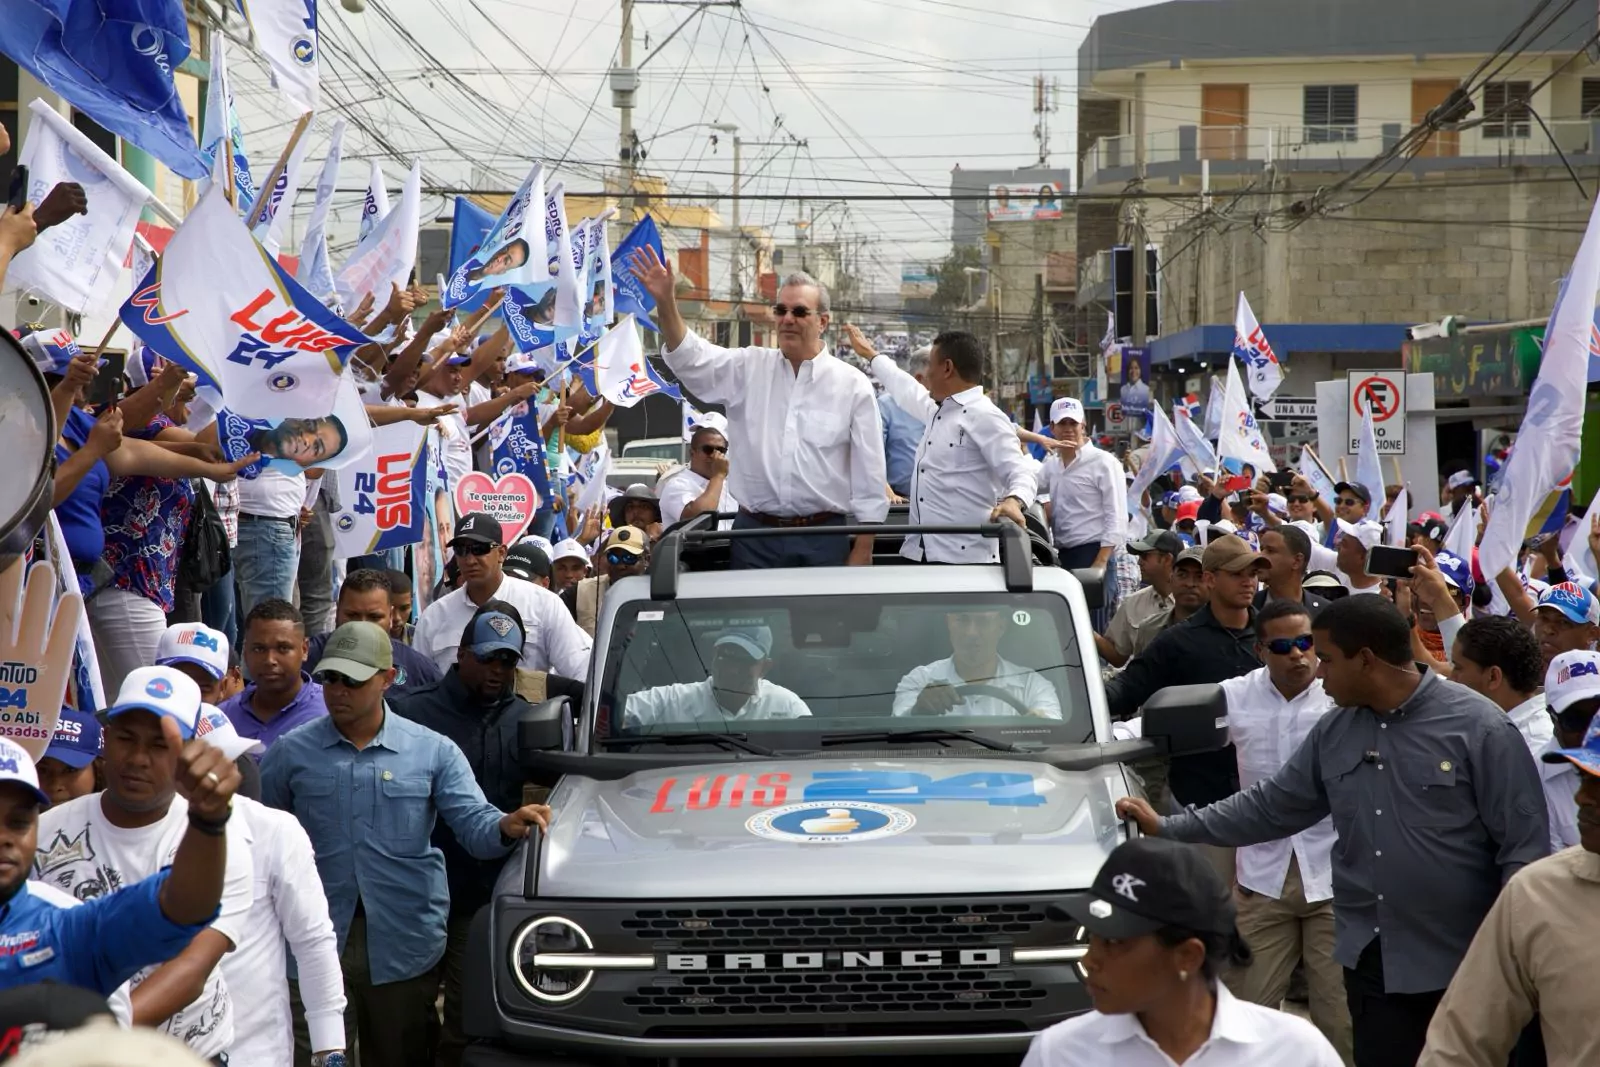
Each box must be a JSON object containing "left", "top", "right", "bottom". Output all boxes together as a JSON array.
[
  {"left": 622, "top": 902, "right": 1048, "bottom": 952},
  {"left": 623, "top": 968, "right": 1049, "bottom": 1017}
]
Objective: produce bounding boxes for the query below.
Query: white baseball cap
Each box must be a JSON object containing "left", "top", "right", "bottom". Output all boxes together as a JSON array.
[
  {"left": 155, "top": 623, "right": 230, "bottom": 681},
  {"left": 1335, "top": 518, "right": 1384, "bottom": 553},
  {"left": 193, "top": 704, "right": 264, "bottom": 761},
  {"left": 0, "top": 736, "right": 52, "bottom": 808},
  {"left": 1447, "top": 470, "right": 1477, "bottom": 491},
  {"left": 550, "top": 539, "right": 591, "bottom": 567},
  {"left": 688, "top": 411, "right": 729, "bottom": 439},
  {"left": 103, "top": 666, "right": 202, "bottom": 740},
  {"left": 517, "top": 534, "right": 556, "bottom": 560},
  {"left": 1176, "top": 485, "right": 1202, "bottom": 504},
  {"left": 1049, "top": 397, "right": 1085, "bottom": 425},
  {"left": 1546, "top": 650, "right": 1600, "bottom": 712}
]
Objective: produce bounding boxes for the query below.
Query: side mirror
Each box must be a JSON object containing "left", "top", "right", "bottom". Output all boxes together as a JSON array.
[
  {"left": 1140, "top": 683, "right": 1228, "bottom": 757},
  {"left": 518, "top": 698, "right": 570, "bottom": 766},
  {"left": 1071, "top": 567, "right": 1107, "bottom": 610}
]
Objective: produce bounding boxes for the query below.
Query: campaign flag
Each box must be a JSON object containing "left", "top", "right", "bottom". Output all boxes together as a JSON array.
[
  {"left": 1204, "top": 375, "right": 1225, "bottom": 441},
  {"left": 1217, "top": 359, "right": 1275, "bottom": 475},
  {"left": 1563, "top": 486, "right": 1600, "bottom": 591},
  {"left": 1027, "top": 408, "right": 1048, "bottom": 461},
  {"left": 1384, "top": 487, "right": 1409, "bottom": 547},
  {"left": 0, "top": 0, "right": 207, "bottom": 178},
  {"left": 295, "top": 118, "right": 344, "bottom": 306},
  {"left": 486, "top": 395, "right": 552, "bottom": 507},
  {"left": 1173, "top": 403, "right": 1217, "bottom": 473},
  {"left": 1231, "top": 291, "right": 1284, "bottom": 401},
  {"left": 44, "top": 514, "right": 104, "bottom": 716},
  {"left": 573, "top": 439, "right": 611, "bottom": 514},
  {"left": 1481, "top": 191, "right": 1600, "bottom": 596},
  {"left": 251, "top": 127, "right": 312, "bottom": 259},
  {"left": 1297, "top": 445, "right": 1337, "bottom": 503},
  {"left": 593, "top": 316, "right": 678, "bottom": 407},
  {"left": 1127, "top": 404, "right": 1184, "bottom": 536},
  {"left": 1352, "top": 398, "right": 1386, "bottom": 521},
  {"left": 327, "top": 419, "right": 426, "bottom": 556},
  {"left": 5, "top": 100, "right": 149, "bottom": 314},
  {"left": 336, "top": 160, "right": 420, "bottom": 311},
  {"left": 445, "top": 195, "right": 499, "bottom": 315},
  {"left": 199, "top": 31, "right": 256, "bottom": 211},
  {"left": 233, "top": 0, "right": 319, "bottom": 114},
  {"left": 582, "top": 214, "right": 616, "bottom": 336},
  {"left": 502, "top": 180, "right": 584, "bottom": 354},
  {"left": 217, "top": 366, "right": 372, "bottom": 478},
  {"left": 442, "top": 163, "right": 549, "bottom": 310},
  {"left": 359, "top": 160, "right": 390, "bottom": 241},
  {"left": 610, "top": 214, "right": 664, "bottom": 332}
]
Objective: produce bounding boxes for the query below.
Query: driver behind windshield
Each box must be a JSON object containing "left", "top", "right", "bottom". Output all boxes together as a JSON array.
[
  {"left": 624, "top": 626, "right": 811, "bottom": 728},
  {"left": 893, "top": 609, "right": 1061, "bottom": 719}
]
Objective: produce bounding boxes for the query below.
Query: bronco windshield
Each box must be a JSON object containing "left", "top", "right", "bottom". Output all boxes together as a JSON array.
[{"left": 595, "top": 593, "right": 1094, "bottom": 746}]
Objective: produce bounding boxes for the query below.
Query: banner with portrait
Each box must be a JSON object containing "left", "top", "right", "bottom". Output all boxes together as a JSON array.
[
  {"left": 442, "top": 163, "right": 549, "bottom": 310},
  {"left": 217, "top": 369, "right": 373, "bottom": 478},
  {"left": 501, "top": 180, "right": 584, "bottom": 355},
  {"left": 328, "top": 420, "right": 428, "bottom": 557}
]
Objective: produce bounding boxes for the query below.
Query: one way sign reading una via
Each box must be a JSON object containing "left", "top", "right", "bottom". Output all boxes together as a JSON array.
[
  {"left": 1254, "top": 397, "right": 1317, "bottom": 421},
  {"left": 1347, "top": 370, "right": 1407, "bottom": 455}
]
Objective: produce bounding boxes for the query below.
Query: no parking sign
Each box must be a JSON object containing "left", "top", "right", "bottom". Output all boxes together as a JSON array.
[{"left": 1347, "top": 371, "right": 1407, "bottom": 454}]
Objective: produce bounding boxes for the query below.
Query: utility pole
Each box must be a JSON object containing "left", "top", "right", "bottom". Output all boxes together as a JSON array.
[
  {"left": 713, "top": 123, "right": 741, "bottom": 300},
  {"left": 1035, "top": 272, "right": 1049, "bottom": 394},
  {"left": 1130, "top": 70, "right": 1148, "bottom": 350},
  {"left": 611, "top": 0, "right": 638, "bottom": 219}
]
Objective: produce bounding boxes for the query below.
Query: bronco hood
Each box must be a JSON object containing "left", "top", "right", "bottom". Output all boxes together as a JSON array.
[{"left": 535, "top": 758, "right": 1129, "bottom": 899}]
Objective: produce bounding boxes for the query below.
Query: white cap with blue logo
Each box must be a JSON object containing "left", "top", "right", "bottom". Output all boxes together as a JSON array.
[
  {"left": 103, "top": 666, "right": 203, "bottom": 739},
  {"left": 0, "top": 736, "right": 52, "bottom": 808}
]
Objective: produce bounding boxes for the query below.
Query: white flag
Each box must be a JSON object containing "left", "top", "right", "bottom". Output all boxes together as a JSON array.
[
  {"left": 574, "top": 440, "right": 612, "bottom": 513},
  {"left": 1297, "top": 446, "right": 1337, "bottom": 503},
  {"left": 440, "top": 162, "right": 548, "bottom": 309},
  {"left": 199, "top": 32, "right": 256, "bottom": 211},
  {"left": 1563, "top": 486, "right": 1600, "bottom": 590},
  {"left": 251, "top": 129, "right": 312, "bottom": 259},
  {"left": 1232, "top": 291, "right": 1284, "bottom": 401},
  {"left": 1127, "top": 404, "right": 1184, "bottom": 533},
  {"left": 1172, "top": 404, "right": 1217, "bottom": 473},
  {"left": 1352, "top": 399, "right": 1386, "bottom": 520},
  {"left": 1204, "top": 375, "right": 1225, "bottom": 441},
  {"left": 1442, "top": 492, "right": 1479, "bottom": 562},
  {"left": 359, "top": 160, "right": 391, "bottom": 241},
  {"left": 1480, "top": 190, "right": 1600, "bottom": 593},
  {"left": 5, "top": 100, "right": 150, "bottom": 314},
  {"left": 236, "top": 0, "right": 320, "bottom": 114},
  {"left": 329, "top": 420, "right": 428, "bottom": 558},
  {"left": 1217, "top": 360, "right": 1275, "bottom": 474},
  {"left": 593, "top": 316, "right": 664, "bottom": 407},
  {"left": 1384, "top": 488, "right": 1409, "bottom": 547},
  {"left": 337, "top": 161, "right": 420, "bottom": 311},
  {"left": 296, "top": 119, "right": 345, "bottom": 306}
]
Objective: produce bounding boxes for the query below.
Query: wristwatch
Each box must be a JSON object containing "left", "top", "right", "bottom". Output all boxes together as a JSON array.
[{"left": 311, "top": 1053, "right": 348, "bottom": 1067}]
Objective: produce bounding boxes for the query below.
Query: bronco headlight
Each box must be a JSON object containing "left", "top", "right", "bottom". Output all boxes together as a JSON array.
[{"left": 511, "top": 917, "right": 595, "bottom": 1003}]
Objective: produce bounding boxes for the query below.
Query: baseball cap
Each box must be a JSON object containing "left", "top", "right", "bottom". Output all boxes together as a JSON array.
[
  {"left": 42, "top": 708, "right": 101, "bottom": 770},
  {"left": 1333, "top": 482, "right": 1372, "bottom": 506},
  {"left": 1541, "top": 715, "right": 1600, "bottom": 779},
  {"left": 463, "top": 609, "right": 526, "bottom": 660},
  {"left": 0, "top": 737, "right": 51, "bottom": 808},
  {"left": 103, "top": 666, "right": 202, "bottom": 739},
  {"left": 17, "top": 329, "right": 84, "bottom": 376},
  {"left": 155, "top": 623, "right": 229, "bottom": 681},
  {"left": 451, "top": 512, "right": 503, "bottom": 547},
  {"left": 1433, "top": 551, "right": 1474, "bottom": 597},
  {"left": 502, "top": 542, "right": 551, "bottom": 583},
  {"left": 604, "top": 526, "right": 649, "bottom": 559},
  {"left": 1159, "top": 491, "right": 1179, "bottom": 510},
  {"left": 689, "top": 411, "right": 730, "bottom": 439},
  {"left": 314, "top": 621, "right": 393, "bottom": 683},
  {"left": 1127, "top": 530, "right": 1182, "bottom": 557},
  {"left": 1176, "top": 485, "right": 1202, "bottom": 505},
  {"left": 1335, "top": 518, "right": 1384, "bottom": 553},
  {"left": 1201, "top": 534, "right": 1269, "bottom": 574},
  {"left": 1303, "top": 570, "right": 1344, "bottom": 592},
  {"left": 1536, "top": 581, "right": 1598, "bottom": 626},
  {"left": 714, "top": 626, "right": 774, "bottom": 660},
  {"left": 1049, "top": 837, "right": 1236, "bottom": 940},
  {"left": 551, "top": 539, "right": 590, "bottom": 567},
  {"left": 0, "top": 982, "right": 116, "bottom": 1060},
  {"left": 1416, "top": 513, "right": 1449, "bottom": 543},
  {"left": 1049, "top": 397, "right": 1085, "bottom": 425},
  {"left": 1174, "top": 545, "right": 1205, "bottom": 568},
  {"left": 1544, "top": 650, "right": 1600, "bottom": 713},
  {"left": 1175, "top": 501, "right": 1201, "bottom": 524},
  {"left": 1265, "top": 492, "right": 1289, "bottom": 516},
  {"left": 1447, "top": 470, "right": 1478, "bottom": 490},
  {"left": 192, "top": 704, "right": 264, "bottom": 761}
]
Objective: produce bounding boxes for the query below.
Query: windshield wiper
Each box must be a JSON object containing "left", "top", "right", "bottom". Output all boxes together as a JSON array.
[
  {"left": 599, "top": 732, "right": 777, "bottom": 756},
  {"left": 817, "top": 728, "right": 1016, "bottom": 752}
]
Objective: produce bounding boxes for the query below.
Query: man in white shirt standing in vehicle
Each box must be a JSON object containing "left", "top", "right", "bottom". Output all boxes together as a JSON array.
[
  {"left": 1036, "top": 396, "right": 1125, "bottom": 572},
  {"left": 1217, "top": 599, "right": 1351, "bottom": 1063},
  {"left": 627, "top": 246, "right": 887, "bottom": 568},
  {"left": 854, "top": 325, "right": 1035, "bottom": 563}
]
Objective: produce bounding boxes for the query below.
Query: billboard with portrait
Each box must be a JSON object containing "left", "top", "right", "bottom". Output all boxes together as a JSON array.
[{"left": 988, "top": 181, "right": 1064, "bottom": 222}]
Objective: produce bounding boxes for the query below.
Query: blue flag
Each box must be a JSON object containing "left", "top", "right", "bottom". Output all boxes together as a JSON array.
[
  {"left": 487, "top": 400, "right": 553, "bottom": 508},
  {"left": 0, "top": 0, "right": 207, "bottom": 178},
  {"left": 447, "top": 196, "right": 499, "bottom": 315},
  {"left": 611, "top": 215, "right": 663, "bottom": 333}
]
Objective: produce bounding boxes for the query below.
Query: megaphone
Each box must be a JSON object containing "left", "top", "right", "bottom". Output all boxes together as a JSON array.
[{"left": 0, "top": 329, "right": 57, "bottom": 572}]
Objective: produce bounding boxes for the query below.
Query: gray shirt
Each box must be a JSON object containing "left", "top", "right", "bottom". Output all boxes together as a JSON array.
[{"left": 1160, "top": 669, "right": 1549, "bottom": 994}]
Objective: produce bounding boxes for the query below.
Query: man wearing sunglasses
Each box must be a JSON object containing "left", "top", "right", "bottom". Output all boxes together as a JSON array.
[
  {"left": 627, "top": 247, "right": 887, "bottom": 569},
  {"left": 563, "top": 527, "right": 650, "bottom": 638},
  {"left": 658, "top": 424, "right": 737, "bottom": 529}
]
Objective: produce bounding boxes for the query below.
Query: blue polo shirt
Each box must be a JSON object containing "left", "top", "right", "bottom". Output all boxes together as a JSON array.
[{"left": 0, "top": 871, "right": 210, "bottom": 994}]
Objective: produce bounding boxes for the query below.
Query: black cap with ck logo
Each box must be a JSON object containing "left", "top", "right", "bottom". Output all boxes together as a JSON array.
[{"left": 1048, "top": 837, "right": 1236, "bottom": 939}]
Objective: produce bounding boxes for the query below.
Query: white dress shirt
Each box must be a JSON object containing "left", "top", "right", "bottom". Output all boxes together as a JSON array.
[
  {"left": 657, "top": 466, "right": 738, "bottom": 529},
  {"left": 1036, "top": 442, "right": 1126, "bottom": 551},
  {"left": 1220, "top": 669, "right": 1338, "bottom": 902},
  {"left": 624, "top": 677, "right": 811, "bottom": 728},
  {"left": 1537, "top": 733, "right": 1581, "bottom": 854},
  {"left": 413, "top": 574, "right": 593, "bottom": 680},
  {"left": 1020, "top": 983, "right": 1343, "bottom": 1067},
  {"left": 1505, "top": 693, "right": 1554, "bottom": 757},
  {"left": 662, "top": 331, "right": 888, "bottom": 522},
  {"left": 891, "top": 656, "right": 1061, "bottom": 719},
  {"left": 223, "top": 798, "right": 346, "bottom": 1067},
  {"left": 869, "top": 355, "right": 1035, "bottom": 563}
]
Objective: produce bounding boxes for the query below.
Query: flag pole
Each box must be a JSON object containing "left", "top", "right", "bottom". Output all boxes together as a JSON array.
[
  {"left": 1338, "top": 457, "right": 1348, "bottom": 482},
  {"left": 1302, "top": 444, "right": 1336, "bottom": 485},
  {"left": 243, "top": 111, "right": 314, "bottom": 232},
  {"left": 87, "top": 319, "right": 120, "bottom": 359}
]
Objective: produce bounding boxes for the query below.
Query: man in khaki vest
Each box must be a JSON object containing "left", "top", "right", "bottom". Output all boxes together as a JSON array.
[{"left": 562, "top": 526, "right": 650, "bottom": 637}]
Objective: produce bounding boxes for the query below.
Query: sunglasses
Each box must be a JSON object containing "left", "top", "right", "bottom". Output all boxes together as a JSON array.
[
  {"left": 697, "top": 444, "right": 729, "bottom": 456},
  {"left": 472, "top": 649, "right": 520, "bottom": 667},
  {"left": 1336, "top": 497, "right": 1362, "bottom": 508},
  {"left": 1264, "top": 635, "right": 1315, "bottom": 656},
  {"left": 605, "top": 549, "right": 643, "bottom": 567},
  {"left": 770, "top": 304, "right": 813, "bottom": 319},
  {"left": 314, "top": 670, "right": 370, "bottom": 689},
  {"left": 1554, "top": 706, "right": 1597, "bottom": 735},
  {"left": 452, "top": 541, "right": 498, "bottom": 556},
  {"left": 1287, "top": 495, "right": 1311, "bottom": 504}
]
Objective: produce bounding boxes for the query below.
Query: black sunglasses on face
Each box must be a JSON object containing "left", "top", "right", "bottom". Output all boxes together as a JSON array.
[
  {"left": 771, "top": 304, "right": 813, "bottom": 319},
  {"left": 452, "top": 541, "right": 498, "bottom": 556},
  {"left": 1287, "top": 495, "right": 1311, "bottom": 504},
  {"left": 697, "top": 444, "right": 728, "bottom": 456},
  {"left": 1264, "top": 634, "right": 1315, "bottom": 656},
  {"left": 315, "top": 670, "right": 369, "bottom": 689},
  {"left": 1336, "top": 497, "right": 1361, "bottom": 508},
  {"left": 472, "top": 650, "right": 520, "bottom": 667},
  {"left": 1554, "top": 706, "right": 1597, "bottom": 735}
]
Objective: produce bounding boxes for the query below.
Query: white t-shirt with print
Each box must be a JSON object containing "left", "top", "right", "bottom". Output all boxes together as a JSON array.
[{"left": 33, "top": 793, "right": 255, "bottom": 1060}]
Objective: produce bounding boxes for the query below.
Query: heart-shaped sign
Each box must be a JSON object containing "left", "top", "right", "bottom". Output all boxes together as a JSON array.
[{"left": 453, "top": 472, "right": 542, "bottom": 545}]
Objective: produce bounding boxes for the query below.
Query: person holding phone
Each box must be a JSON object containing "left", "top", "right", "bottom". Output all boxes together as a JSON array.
[{"left": 1333, "top": 519, "right": 1386, "bottom": 595}]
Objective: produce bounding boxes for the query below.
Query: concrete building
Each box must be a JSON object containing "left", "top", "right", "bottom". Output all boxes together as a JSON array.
[{"left": 950, "top": 165, "right": 1073, "bottom": 249}]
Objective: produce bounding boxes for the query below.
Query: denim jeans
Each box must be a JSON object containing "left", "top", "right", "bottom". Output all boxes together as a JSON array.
[
  {"left": 235, "top": 516, "right": 301, "bottom": 616},
  {"left": 529, "top": 504, "right": 557, "bottom": 541},
  {"left": 200, "top": 567, "right": 238, "bottom": 651}
]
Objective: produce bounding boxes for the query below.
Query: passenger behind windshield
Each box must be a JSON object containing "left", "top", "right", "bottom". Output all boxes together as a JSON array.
[
  {"left": 892, "top": 609, "right": 1062, "bottom": 719},
  {"left": 624, "top": 626, "right": 811, "bottom": 728}
]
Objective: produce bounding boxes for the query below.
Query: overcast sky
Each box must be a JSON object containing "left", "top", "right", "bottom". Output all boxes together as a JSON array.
[{"left": 230, "top": 0, "right": 1152, "bottom": 294}]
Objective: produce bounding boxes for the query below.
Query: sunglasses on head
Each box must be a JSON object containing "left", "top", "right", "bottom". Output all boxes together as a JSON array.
[
  {"left": 315, "top": 670, "right": 369, "bottom": 689},
  {"left": 605, "top": 549, "right": 642, "bottom": 567},
  {"left": 452, "top": 541, "right": 498, "bottom": 556},
  {"left": 697, "top": 443, "right": 728, "bottom": 456},
  {"left": 1264, "top": 635, "right": 1315, "bottom": 656},
  {"left": 770, "top": 303, "right": 813, "bottom": 319}
]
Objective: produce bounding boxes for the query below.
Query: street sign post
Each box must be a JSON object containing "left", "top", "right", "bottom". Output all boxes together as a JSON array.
[
  {"left": 1254, "top": 396, "right": 1318, "bottom": 421},
  {"left": 1346, "top": 370, "right": 1407, "bottom": 454}
]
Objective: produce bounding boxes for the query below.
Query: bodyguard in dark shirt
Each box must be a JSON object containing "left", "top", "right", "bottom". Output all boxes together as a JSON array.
[
  {"left": 1117, "top": 594, "right": 1549, "bottom": 1067},
  {"left": 307, "top": 569, "right": 441, "bottom": 698},
  {"left": 1107, "top": 535, "right": 1268, "bottom": 806}
]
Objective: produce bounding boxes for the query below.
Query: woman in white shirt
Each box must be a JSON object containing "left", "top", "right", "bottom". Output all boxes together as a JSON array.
[{"left": 1022, "top": 838, "right": 1342, "bottom": 1067}]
